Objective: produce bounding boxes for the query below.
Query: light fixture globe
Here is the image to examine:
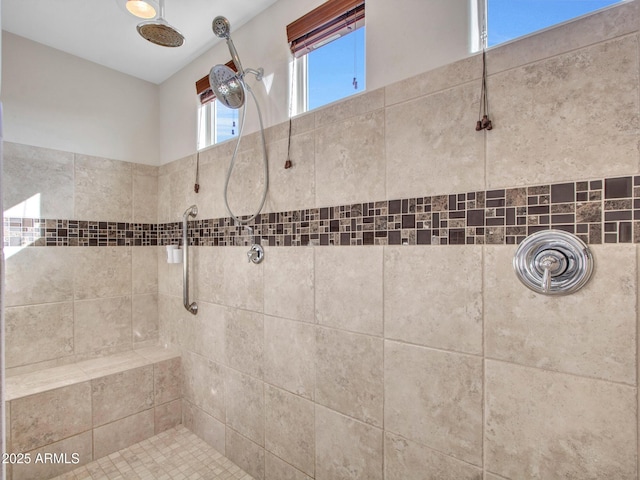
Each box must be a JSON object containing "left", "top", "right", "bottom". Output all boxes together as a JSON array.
[{"left": 121, "top": 0, "right": 159, "bottom": 19}]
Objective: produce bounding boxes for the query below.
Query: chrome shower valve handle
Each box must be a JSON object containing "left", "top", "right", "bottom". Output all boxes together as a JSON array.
[
  {"left": 513, "top": 230, "right": 594, "bottom": 296},
  {"left": 247, "top": 244, "right": 264, "bottom": 264},
  {"left": 536, "top": 250, "right": 566, "bottom": 293}
]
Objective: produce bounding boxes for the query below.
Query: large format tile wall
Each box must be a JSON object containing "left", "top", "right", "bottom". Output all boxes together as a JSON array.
[
  {"left": 3, "top": 2, "right": 640, "bottom": 479},
  {"left": 157, "top": 3, "right": 640, "bottom": 480},
  {"left": 2, "top": 142, "right": 160, "bottom": 375}
]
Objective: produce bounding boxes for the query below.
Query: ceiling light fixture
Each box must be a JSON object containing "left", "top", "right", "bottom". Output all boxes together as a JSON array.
[{"left": 124, "top": 0, "right": 158, "bottom": 19}]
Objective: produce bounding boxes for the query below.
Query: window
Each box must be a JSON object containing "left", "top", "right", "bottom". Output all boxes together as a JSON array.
[
  {"left": 197, "top": 101, "right": 238, "bottom": 150},
  {"left": 195, "top": 60, "right": 239, "bottom": 149},
  {"left": 484, "top": 0, "right": 625, "bottom": 48},
  {"left": 287, "top": 0, "right": 365, "bottom": 115}
]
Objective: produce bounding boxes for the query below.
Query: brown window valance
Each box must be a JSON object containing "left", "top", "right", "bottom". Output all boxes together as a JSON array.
[{"left": 286, "top": 0, "right": 365, "bottom": 58}]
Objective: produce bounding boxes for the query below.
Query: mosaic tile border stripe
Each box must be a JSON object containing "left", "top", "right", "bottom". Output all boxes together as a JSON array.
[
  {"left": 3, "top": 219, "right": 158, "bottom": 247},
  {"left": 5, "top": 174, "right": 640, "bottom": 247}
]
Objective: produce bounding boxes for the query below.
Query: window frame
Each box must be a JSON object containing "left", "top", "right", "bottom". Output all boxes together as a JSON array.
[
  {"left": 287, "top": 0, "right": 365, "bottom": 116},
  {"left": 195, "top": 60, "right": 238, "bottom": 149},
  {"left": 477, "top": 0, "right": 627, "bottom": 50}
]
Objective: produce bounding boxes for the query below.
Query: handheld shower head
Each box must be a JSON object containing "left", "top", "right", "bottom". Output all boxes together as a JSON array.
[
  {"left": 209, "top": 15, "right": 264, "bottom": 109},
  {"left": 212, "top": 16, "right": 231, "bottom": 39},
  {"left": 212, "top": 16, "right": 244, "bottom": 75}
]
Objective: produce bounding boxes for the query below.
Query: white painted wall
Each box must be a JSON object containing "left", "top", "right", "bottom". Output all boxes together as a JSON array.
[
  {"left": 159, "top": 0, "right": 472, "bottom": 164},
  {"left": 0, "top": 0, "right": 473, "bottom": 166},
  {"left": 1, "top": 32, "right": 160, "bottom": 165}
]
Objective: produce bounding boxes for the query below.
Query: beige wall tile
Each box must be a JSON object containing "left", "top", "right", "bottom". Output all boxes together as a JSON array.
[
  {"left": 265, "top": 385, "right": 315, "bottom": 476},
  {"left": 157, "top": 294, "right": 188, "bottom": 348},
  {"left": 6, "top": 303, "right": 74, "bottom": 368},
  {"left": 315, "top": 246, "right": 383, "bottom": 336},
  {"left": 384, "top": 432, "right": 482, "bottom": 480},
  {"left": 191, "top": 301, "right": 227, "bottom": 365},
  {"left": 385, "top": 82, "right": 485, "bottom": 199},
  {"left": 74, "top": 155, "right": 132, "bottom": 221},
  {"left": 384, "top": 340, "right": 483, "bottom": 466},
  {"left": 265, "top": 452, "right": 313, "bottom": 480},
  {"left": 93, "top": 409, "right": 155, "bottom": 459},
  {"left": 486, "top": 36, "right": 639, "bottom": 188},
  {"left": 315, "top": 405, "right": 383, "bottom": 480},
  {"left": 3, "top": 142, "right": 74, "bottom": 219},
  {"left": 11, "top": 382, "right": 92, "bottom": 452},
  {"left": 154, "top": 357, "right": 182, "bottom": 405},
  {"left": 485, "top": 245, "right": 636, "bottom": 384},
  {"left": 182, "top": 351, "right": 225, "bottom": 422},
  {"left": 264, "top": 315, "right": 315, "bottom": 400},
  {"left": 191, "top": 144, "right": 231, "bottom": 221},
  {"left": 225, "top": 368, "right": 264, "bottom": 446},
  {"left": 226, "top": 427, "right": 265, "bottom": 480},
  {"left": 182, "top": 400, "right": 225, "bottom": 453},
  {"left": 264, "top": 132, "right": 316, "bottom": 213},
  {"left": 487, "top": 1, "right": 639, "bottom": 75},
  {"left": 73, "top": 247, "right": 132, "bottom": 300},
  {"left": 6, "top": 401, "right": 11, "bottom": 455},
  {"left": 315, "top": 110, "right": 386, "bottom": 207},
  {"left": 132, "top": 246, "right": 158, "bottom": 295},
  {"left": 485, "top": 360, "right": 637, "bottom": 479},
  {"left": 384, "top": 246, "right": 483, "bottom": 354},
  {"left": 316, "top": 327, "right": 383, "bottom": 427},
  {"left": 132, "top": 294, "right": 159, "bottom": 346},
  {"left": 74, "top": 296, "right": 132, "bottom": 355},
  {"left": 385, "top": 56, "right": 481, "bottom": 107},
  {"left": 194, "top": 247, "right": 264, "bottom": 312},
  {"left": 154, "top": 399, "right": 182, "bottom": 434},
  {"left": 223, "top": 146, "right": 269, "bottom": 219},
  {"left": 133, "top": 168, "right": 158, "bottom": 223},
  {"left": 133, "top": 345, "right": 180, "bottom": 363},
  {"left": 11, "top": 431, "right": 92, "bottom": 480},
  {"left": 225, "top": 309, "right": 264, "bottom": 378},
  {"left": 157, "top": 155, "right": 198, "bottom": 223},
  {"left": 158, "top": 246, "right": 183, "bottom": 297},
  {"left": 264, "top": 247, "right": 314, "bottom": 323},
  {"left": 5, "top": 247, "right": 74, "bottom": 307},
  {"left": 91, "top": 365, "right": 154, "bottom": 426},
  {"left": 484, "top": 473, "right": 510, "bottom": 480},
  {"left": 315, "top": 89, "right": 385, "bottom": 128}
]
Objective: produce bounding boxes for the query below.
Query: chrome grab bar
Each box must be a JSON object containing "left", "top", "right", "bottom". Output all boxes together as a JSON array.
[{"left": 182, "top": 205, "right": 198, "bottom": 315}]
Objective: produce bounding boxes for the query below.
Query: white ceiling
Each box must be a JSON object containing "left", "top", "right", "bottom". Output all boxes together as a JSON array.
[{"left": 1, "top": 0, "right": 280, "bottom": 84}]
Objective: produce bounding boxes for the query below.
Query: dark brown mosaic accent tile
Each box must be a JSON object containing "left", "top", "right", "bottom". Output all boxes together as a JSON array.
[
  {"left": 3, "top": 218, "right": 159, "bottom": 247},
  {"left": 6, "top": 173, "right": 640, "bottom": 248},
  {"left": 605, "top": 177, "right": 632, "bottom": 199}
]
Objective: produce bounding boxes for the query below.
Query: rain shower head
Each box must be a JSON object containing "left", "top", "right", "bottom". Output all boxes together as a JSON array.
[
  {"left": 137, "top": 0, "right": 184, "bottom": 47},
  {"left": 212, "top": 16, "right": 231, "bottom": 39},
  {"left": 137, "top": 21, "right": 184, "bottom": 47}
]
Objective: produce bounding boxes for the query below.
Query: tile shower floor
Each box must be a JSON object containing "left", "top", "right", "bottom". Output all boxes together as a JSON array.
[{"left": 51, "top": 426, "right": 253, "bottom": 480}]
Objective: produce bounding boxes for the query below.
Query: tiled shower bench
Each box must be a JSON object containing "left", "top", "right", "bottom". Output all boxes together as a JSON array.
[{"left": 4, "top": 346, "right": 182, "bottom": 480}]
